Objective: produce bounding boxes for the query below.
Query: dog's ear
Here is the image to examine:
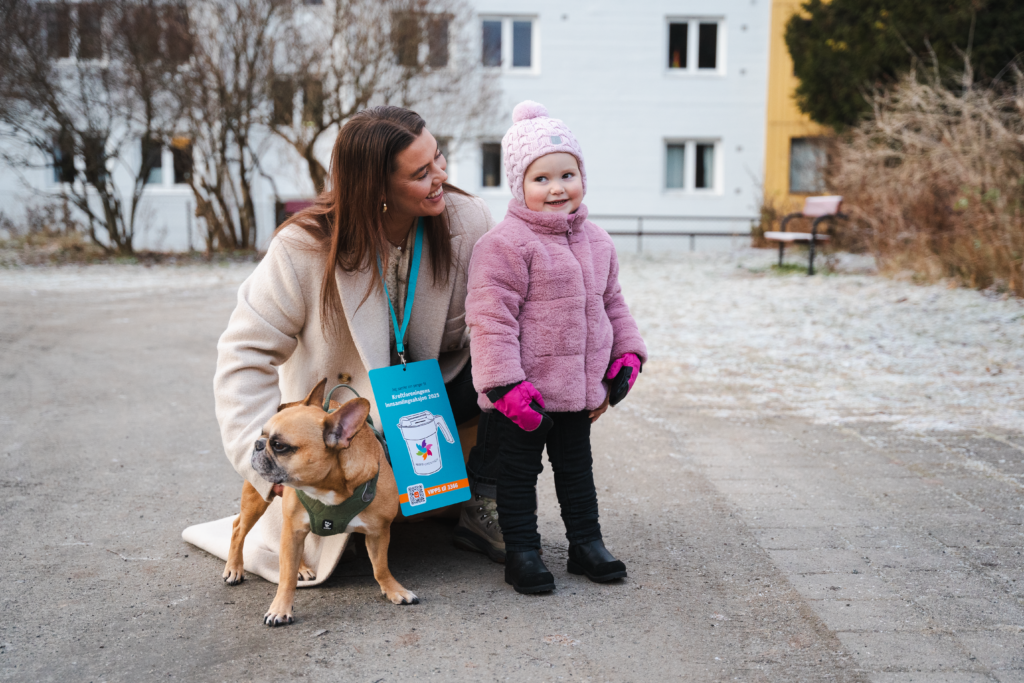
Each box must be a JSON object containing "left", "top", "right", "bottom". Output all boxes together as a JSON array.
[
  {"left": 324, "top": 398, "right": 370, "bottom": 449},
  {"left": 302, "top": 378, "right": 329, "bottom": 408}
]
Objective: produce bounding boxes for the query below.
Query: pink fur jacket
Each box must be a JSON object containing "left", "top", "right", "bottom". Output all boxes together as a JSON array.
[{"left": 466, "top": 200, "right": 647, "bottom": 413}]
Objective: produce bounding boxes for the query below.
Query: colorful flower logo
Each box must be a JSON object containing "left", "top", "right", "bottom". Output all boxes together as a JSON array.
[{"left": 415, "top": 439, "right": 432, "bottom": 460}]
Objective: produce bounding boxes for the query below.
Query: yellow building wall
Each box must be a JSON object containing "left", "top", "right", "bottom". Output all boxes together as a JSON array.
[{"left": 764, "top": 0, "right": 830, "bottom": 213}]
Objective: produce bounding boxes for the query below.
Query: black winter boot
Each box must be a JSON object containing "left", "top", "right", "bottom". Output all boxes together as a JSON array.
[
  {"left": 504, "top": 550, "right": 555, "bottom": 594},
  {"left": 567, "top": 539, "right": 626, "bottom": 582}
]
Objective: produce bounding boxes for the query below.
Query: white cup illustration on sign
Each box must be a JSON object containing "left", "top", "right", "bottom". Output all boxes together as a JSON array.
[{"left": 397, "top": 411, "right": 453, "bottom": 476}]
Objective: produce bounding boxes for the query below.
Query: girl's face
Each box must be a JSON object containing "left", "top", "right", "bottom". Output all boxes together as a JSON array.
[
  {"left": 522, "top": 152, "right": 583, "bottom": 214},
  {"left": 386, "top": 129, "right": 448, "bottom": 219}
]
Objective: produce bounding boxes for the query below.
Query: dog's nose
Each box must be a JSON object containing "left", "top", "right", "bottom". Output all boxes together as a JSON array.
[{"left": 255, "top": 438, "right": 267, "bottom": 451}]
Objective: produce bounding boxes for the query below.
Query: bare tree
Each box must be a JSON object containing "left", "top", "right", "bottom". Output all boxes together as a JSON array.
[
  {"left": 267, "top": 0, "right": 498, "bottom": 194},
  {"left": 176, "top": 0, "right": 288, "bottom": 251},
  {"left": 0, "top": 0, "right": 187, "bottom": 254}
]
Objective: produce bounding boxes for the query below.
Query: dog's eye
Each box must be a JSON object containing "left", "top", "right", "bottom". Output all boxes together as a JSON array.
[{"left": 270, "top": 440, "right": 292, "bottom": 454}]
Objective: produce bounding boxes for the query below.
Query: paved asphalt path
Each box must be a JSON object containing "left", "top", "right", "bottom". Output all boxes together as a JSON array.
[{"left": 0, "top": 270, "right": 1021, "bottom": 682}]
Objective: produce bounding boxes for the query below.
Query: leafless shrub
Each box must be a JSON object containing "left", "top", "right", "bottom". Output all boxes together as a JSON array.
[
  {"left": 0, "top": 201, "right": 105, "bottom": 264},
  {"left": 750, "top": 188, "right": 780, "bottom": 248},
  {"left": 176, "top": 0, "right": 287, "bottom": 252},
  {"left": 829, "top": 67, "right": 1024, "bottom": 295}
]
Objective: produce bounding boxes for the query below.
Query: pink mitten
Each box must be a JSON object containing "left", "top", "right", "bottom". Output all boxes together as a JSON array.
[
  {"left": 491, "top": 381, "right": 547, "bottom": 432},
  {"left": 606, "top": 353, "right": 641, "bottom": 390},
  {"left": 606, "top": 353, "right": 641, "bottom": 406}
]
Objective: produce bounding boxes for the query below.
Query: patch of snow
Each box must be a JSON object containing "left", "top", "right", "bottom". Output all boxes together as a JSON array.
[{"left": 619, "top": 248, "right": 1024, "bottom": 434}]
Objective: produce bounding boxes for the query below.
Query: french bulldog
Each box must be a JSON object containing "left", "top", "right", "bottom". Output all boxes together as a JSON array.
[{"left": 222, "top": 378, "right": 417, "bottom": 626}]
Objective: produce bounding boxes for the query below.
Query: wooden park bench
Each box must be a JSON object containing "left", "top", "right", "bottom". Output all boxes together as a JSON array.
[{"left": 763, "top": 195, "right": 846, "bottom": 275}]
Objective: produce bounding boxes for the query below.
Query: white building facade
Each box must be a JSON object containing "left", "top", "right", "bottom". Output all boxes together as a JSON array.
[
  {"left": 0, "top": 0, "right": 770, "bottom": 251},
  {"left": 450, "top": 0, "right": 771, "bottom": 243}
]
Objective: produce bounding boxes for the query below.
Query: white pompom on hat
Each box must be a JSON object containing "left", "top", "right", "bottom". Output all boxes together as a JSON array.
[{"left": 501, "top": 100, "right": 586, "bottom": 203}]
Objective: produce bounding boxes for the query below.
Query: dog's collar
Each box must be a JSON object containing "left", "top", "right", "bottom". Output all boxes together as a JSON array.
[{"left": 295, "top": 469, "right": 378, "bottom": 537}]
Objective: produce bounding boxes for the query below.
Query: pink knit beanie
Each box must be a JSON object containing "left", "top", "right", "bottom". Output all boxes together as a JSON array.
[{"left": 502, "top": 101, "right": 586, "bottom": 204}]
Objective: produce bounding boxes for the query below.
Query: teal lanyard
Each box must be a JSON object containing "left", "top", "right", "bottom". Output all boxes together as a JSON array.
[{"left": 377, "top": 218, "right": 424, "bottom": 367}]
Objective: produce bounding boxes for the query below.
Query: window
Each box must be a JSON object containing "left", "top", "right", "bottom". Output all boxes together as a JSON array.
[
  {"left": 481, "top": 143, "right": 501, "bottom": 188},
  {"left": 393, "top": 12, "right": 420, "bottom": 67},
  {"left": 482, "top": 20, "right": 501, "bottom": 66},
  {"left": 77, "top": 3, "right": 104, "bottom": 60},
  {"left": 142, "top": 138, "right": 163, "bottom": 185},
  {"left": 82, "top": 135, "right": 107, "bottom": 184},
  {"left": 665, "top": 144, "right": 685, "bottom": 189},
  {"left": 163, "top": 5, "right": 192, "bottom": 63},
  {"left": 271, "top": 77, "right": 295, "bottom": 126},
  {"left": 668, "top": 23, "right": 687, "bottom": 69},
  {"left": 697, "top": 23, "right": 718, "bottom": 69},
  {"left": 44, "top": 4, "right": 71, "bottom": 59},
  {"left": 123, "top": 6, "right": 161, "bottom": 63},
  {"left": 427, "top": 16, "right": 449, "bottom": 68},
  {"left": 665, "top": 141, "right": 719, "bottom": 192},
  {"left": 52, "top": 132, "right": 75, "bottom": 184},
  {"left": 171, "top": 137, "right": 192, "bottom": 184},
  {"left": 667, "top": 19, "right": 722, "bottom": 73},
  {"left": 790, "top": 138, "right": 826, "bottom": 193},
  {"left": 481, "top": 17, "right": 536, "bottom": 71},
  {"left": 511, "top": 20, "right": 531, "bottom": 67},
  {"left": 302, "top": 78, "right": 323, "bottom": 125},
  {"left": 393, "top": 12, "right": 449, "bottom": 68},
  {"left": 122, "top": 5, "right": 190, "bottom": 64}
]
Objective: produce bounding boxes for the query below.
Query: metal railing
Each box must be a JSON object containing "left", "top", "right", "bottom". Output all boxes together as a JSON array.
[{"left": 588, "top": 214, "right": 757, "bottom": 253}]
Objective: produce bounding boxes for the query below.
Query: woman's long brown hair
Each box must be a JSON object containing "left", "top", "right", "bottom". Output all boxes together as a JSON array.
[{"left": 277, "top": 106, "right": 470, "bottom": 333}]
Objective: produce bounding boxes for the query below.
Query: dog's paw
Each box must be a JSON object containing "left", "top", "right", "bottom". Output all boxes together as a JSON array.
[
  {"left": 263, "top": 608, "right": 294, "bottom": 627},
  {"left": 222, "top": 565, "right": 244, "bottom": 585},
  {"left": 383, "top": 587, "right": 419, "bottom": 605},
  {"left": 297, "top": 564, "right": 316, "bottom": 582}
]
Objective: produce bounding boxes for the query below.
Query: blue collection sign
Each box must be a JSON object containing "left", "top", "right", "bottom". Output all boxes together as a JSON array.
[{"left": 370, "top": 360, "right": 471, "bottom": 516}]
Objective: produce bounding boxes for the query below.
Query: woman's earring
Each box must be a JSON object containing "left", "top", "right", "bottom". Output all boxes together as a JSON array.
[{"left": 382, "top": 201, "right": 388, "bottom": 214}]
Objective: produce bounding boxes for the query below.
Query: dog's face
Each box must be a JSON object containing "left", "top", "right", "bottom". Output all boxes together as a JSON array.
[{"left": 251, "top": 378, "right": 371, "bottom": 487}]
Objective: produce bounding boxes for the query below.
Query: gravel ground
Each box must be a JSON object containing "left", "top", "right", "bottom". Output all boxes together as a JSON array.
[{"left": 2, "top": 250, "right": 1022, "bottom": 681}]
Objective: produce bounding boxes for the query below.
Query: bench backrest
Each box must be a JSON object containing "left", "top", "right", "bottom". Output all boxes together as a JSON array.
[{"left": 803, "top": 195, "right": 842, "bottom": 217}]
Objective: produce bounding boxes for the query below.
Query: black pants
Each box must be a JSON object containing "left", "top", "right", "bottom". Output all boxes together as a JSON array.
[
  {"left": 490, "top": 410, "right": 602, "bottom": 553},
  {"left": 443, "top": 359, "right": 499, "bottom": 498}
]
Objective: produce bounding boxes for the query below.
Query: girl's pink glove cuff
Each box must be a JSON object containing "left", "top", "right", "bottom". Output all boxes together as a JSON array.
[
  {"left": 606, "top": 353, "right": 641, "bottom": 391},
  {"left": 492, "top": 381, "right": 547, "bottom": 432}
]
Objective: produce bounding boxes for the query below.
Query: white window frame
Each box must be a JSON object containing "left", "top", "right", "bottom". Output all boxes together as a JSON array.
[
  {"left": 138, "top": 140, "right": 191, "bottom": 193},
  {"left": 480, "top": 15, "right": 540, "bottom": 75},
  {"left": 663, "top": 139, "right": 723, "bottom": 195},
  {"left": 664, "top": 17, "right": 726, "bottom": 76}
]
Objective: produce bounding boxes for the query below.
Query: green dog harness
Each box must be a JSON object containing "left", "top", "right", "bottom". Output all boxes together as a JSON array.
[
  {"left": 296, "top": 383, "right": 389, "bottom": 537},
  {"left": 296, "top": 472, "right": 378, "bottom": 536}
]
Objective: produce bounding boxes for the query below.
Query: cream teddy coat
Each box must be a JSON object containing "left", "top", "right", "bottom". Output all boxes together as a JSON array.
[{"left": 182, "top": 192, "right": 494, "bottom": 586}]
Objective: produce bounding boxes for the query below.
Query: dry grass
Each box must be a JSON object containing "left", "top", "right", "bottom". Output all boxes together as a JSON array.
[
  {"left": 750, "top": 192, "right": 780, "bottom": 249},
  {"left": 829, "top": 69, "right": 1024, "bottom": 296},
  {"left": 0, "top": 203, "right": 107, "bottom": 265}
]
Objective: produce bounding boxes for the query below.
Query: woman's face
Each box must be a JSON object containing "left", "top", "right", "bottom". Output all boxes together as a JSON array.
[{"left": 386, "top": 129, "right": 448, "bottom": 219}]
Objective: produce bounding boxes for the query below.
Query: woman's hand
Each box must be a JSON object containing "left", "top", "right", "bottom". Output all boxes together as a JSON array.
[{"left": 589, "top": 393, "right": 610, "bottom": 423}]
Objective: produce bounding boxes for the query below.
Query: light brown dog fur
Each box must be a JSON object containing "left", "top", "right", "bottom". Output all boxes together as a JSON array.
[{"left": 222, "top": 378, "right": 417, "bottom": 626}]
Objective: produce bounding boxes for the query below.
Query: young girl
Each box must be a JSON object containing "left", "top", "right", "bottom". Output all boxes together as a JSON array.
[{"left": 466, "top": 101, "right": 647, "bottom": 594}]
